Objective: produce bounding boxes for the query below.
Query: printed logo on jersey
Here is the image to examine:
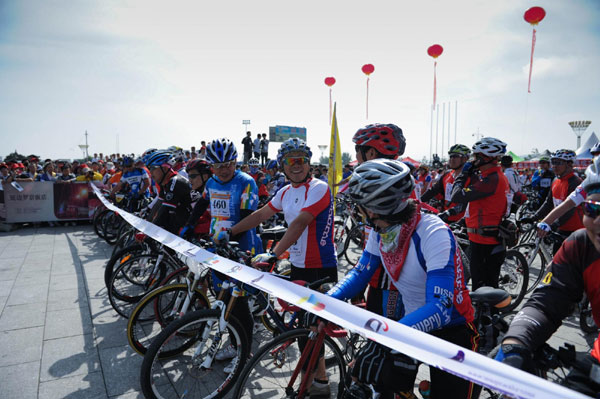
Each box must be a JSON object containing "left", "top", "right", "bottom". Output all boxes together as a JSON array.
[
  {"left": 298, "top": 294, "right": 325, "bottom": 311},
  {"left": 364, "top": 318, "right": 389, "bottom": 333},
  {"left": 542, "top": 271, "right": 553, "bottom": 284},
  {"left": 165, "top": 192, "right": 173, "bottom": 201},
  {"left": 240, "top": 183, "right": 254, "bottom": 209}
]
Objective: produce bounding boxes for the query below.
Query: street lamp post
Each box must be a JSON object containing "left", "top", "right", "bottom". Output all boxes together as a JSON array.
[
  {"left": 568, "top": 120, "right": 591, "bottom": 149},
  {"left": 242, "top": 120, "right": 251, "bottom": 134}
]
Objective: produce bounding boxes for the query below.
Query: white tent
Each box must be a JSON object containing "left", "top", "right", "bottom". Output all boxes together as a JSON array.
[{"left": 576, "top": 132, "right": 598, "bottom": 159}]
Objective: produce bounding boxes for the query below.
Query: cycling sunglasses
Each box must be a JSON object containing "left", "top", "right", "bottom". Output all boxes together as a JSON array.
[
  {"left": 583, "top": 200, "right": 600, "bottom": 218},
  {"left": 282, "top": 157, "right": 309, "bottom": 167},
  {"left": 550, "top": 159, "right": 566, "bottom": 166},
  {"left": 212, "top": 161, "right": 235, "bottom": 169}
]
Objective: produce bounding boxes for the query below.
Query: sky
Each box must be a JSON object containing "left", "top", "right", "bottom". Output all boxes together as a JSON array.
[{"left": 1, "top": 0, "right": 599, "bottom": 162}]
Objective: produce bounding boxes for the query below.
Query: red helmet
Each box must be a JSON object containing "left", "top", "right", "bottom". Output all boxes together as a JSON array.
[
  {"left": 352, "top": 124, "right": 406, "bottom": 157},
  {"left": 185, "top": 159, "right": 212, "bottom": 175}
]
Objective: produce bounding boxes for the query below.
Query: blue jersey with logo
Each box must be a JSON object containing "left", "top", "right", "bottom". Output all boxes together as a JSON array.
[
  {"left": 203, "top": 170, "right": 262, "bottom": 254},
  {"left": 121, "top": 168, "right": 149, "bottom": 197}
]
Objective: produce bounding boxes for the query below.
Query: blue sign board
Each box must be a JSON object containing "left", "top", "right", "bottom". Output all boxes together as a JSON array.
[{"left": 269, "top": 125, "right": 307, "bottom": 142}]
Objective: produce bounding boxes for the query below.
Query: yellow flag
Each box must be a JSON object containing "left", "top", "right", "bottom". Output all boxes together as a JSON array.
[{"left": 328, "top": 103, "right": 343, "bottom": 197}]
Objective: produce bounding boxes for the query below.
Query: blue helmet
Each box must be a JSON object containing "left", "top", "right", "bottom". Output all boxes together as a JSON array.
[
  {"left": 122, "top": 156, "right": 134, "bottom": 167},
  {"left": 277, "top": 138, "right": 312, "bottom": 165},
  {"left": 266, "top": 160, "right": 278, "bottom": 170},
  {"left": 144, "top": 151, "right": 172, "bottom": 168},
  {"left": 206, "top": 139, "right": 238, "bottom": 164}
]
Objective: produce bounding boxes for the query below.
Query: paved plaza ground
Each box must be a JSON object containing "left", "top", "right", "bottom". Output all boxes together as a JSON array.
[{"left": 0, "top": 224, "right": 597, "bottom": 399}]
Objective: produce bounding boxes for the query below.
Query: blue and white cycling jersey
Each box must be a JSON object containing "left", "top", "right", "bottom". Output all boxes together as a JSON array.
[
  {"left": 203, "top": 170, "right": 262, "bottom": 254},
  {"left": 121, "top": 168, "right": 149, "bottom": 196},
  {"left": 328, "top": 212, "right": 473, "bottom": 332}
]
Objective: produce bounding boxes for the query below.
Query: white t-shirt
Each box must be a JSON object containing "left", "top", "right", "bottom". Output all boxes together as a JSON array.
[{"left": 268, "top": 178, "right": 337, "bottom": 269}]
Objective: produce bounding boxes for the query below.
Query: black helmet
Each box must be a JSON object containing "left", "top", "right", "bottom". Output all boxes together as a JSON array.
[{"left": 500, "top": 155, "right": 513, "bottom": 167}]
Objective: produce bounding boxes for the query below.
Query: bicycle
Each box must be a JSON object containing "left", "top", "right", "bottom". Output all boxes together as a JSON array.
[
  {"left": 233, "top": 322, "right": 348, "bottom": 399},
  {"left": 139, "top": 245, "right": 326, "bottom": 399}
]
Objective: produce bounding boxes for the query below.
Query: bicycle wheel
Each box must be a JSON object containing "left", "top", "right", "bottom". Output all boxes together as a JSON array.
[
  {"left": 93, "top": 208, "right": 112, "bottom": 239},
  {"left": 127, "top": 283, "right": 210, "bottom": 356},
  {"left": 497, "top": 249, "right": 529, "bottom": 313},
  {"left": 102, "top": 211, "right": 123, "bottom": 244},
  {"left": 104, "top": 244, "right": 147, "bottom": 289},
  {"left": 333, "top": 220, "right": 348, "bottom": 259},
  {"left": 140, "top": 309, "right": 249, "bottom": 399},
  {"left": 233, "top": 328, "right": 346, "bottom": 399},
  {"left": 512, "top": 242, "right": 548, "bottom": 293},
  {"left": 108, "top": 254, "right": 171, "bottom": 318},
  {"left": 343, "top": 224, "right": 366, "bottom": 266},
  {"left": 580, "top": 299, "right": 598, "bottom": 334}
]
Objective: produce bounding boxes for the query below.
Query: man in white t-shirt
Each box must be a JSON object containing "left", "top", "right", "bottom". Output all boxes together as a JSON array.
[{"left": 501, "top": 154, "right": 521, "bottom": 214}]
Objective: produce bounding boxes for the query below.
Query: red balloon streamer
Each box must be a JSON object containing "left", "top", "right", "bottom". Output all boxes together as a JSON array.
[
  {"left": 324, "top": 77, "right": 336, "bottom": 124},
  {"left": 523, "top": 7, "right": 546, "bottom": 93},
  {"left": 362, "top": 64, "right": 374, "bottom": 119},
  {"left": 427, "top": 45, "right": 443, "bottom": 107},
  {"left": 528, "top": 29, "right": 537, "bottom": 93}
]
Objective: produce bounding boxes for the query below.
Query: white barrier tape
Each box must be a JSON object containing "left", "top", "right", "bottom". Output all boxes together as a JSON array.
[{"left": 91, "top": 184, "right": 590, "bottom": 399}]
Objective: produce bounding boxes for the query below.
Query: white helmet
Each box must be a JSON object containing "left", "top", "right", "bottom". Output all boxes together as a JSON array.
[
  {"left": 551, "top": 149, "right": 576, "bottom": 162},
  {"left": 583, "top": 156, "right": 600, "bottom": 192},
  {"left": 472, "top": 137, "right": 507, "bottom": 157},
  {"left": 347, "top": 159, "right": 414, "bottom": 215},
  {"left": 248, "top": 158, "right": 260, "bottom": 167}
]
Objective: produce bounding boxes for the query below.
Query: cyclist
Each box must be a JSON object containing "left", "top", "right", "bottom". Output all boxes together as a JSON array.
[
  {"left": 496, "top": 158, "right": 600, "bottom": 397},
  {"left": 500, "top": 154, "right": 521, "bottom": 214},
  {"left": 248, "top": 157, "right": 261, "bottom": 181},
  {"left": 265, "top": 159, "right": 286, "bottom": 196},
  {"left": 450, "top": 137, "right": 509, "bottom": 290},
  {"left": 204, "top": 138, "right": 262, "bottom": 372},
  {"left": 218, "top": 137, "right": 337, "bottom": 284},
  {"left": 110, "top": 156, "right": 150, "bottom": 202},
  {"left": 313, "top": 159, "right": 475, "bottom": 399},
  {"left": 528, "top": 149, "right": 583, "bottom": 252},
  {"left": 179, "top": 159, "right": 213, "bottom": 239},
  {"left": 216, "top": 138, "right": 337, "bottom": 397},
  {"left": 421, "top": 144, "right": 471, "bottom": 222},
  {"left": 143, "top": 150, "right": 192, "bottom": 234},
  {"left": 530, "top": 155, "right": 554, "bottom": 205},
  {"left": 352, "top": 123, "right": 409, "bottom": 313},
  {"left": 416, "top": 165, "right": 432, "bottom": 197}
]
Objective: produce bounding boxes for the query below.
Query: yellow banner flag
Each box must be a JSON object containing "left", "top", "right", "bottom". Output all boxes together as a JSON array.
[{"left": 328, "top": 103, "right": 343, "bottom": 198}]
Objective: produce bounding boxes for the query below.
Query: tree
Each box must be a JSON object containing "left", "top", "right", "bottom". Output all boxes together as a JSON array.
[
  {"left": 342, "top": 152, "right": 352, "bottom": 165},
  {"left": 319, "top": 156, "right": 329, "bottom": 165},
  {"left": 5, "top": 150, "right": 26, "bottom": 162}
]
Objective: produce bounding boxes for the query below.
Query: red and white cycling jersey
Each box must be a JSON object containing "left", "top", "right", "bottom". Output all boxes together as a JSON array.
[{"left": 268, "top": 178, "right": 337, "bottom": 269}]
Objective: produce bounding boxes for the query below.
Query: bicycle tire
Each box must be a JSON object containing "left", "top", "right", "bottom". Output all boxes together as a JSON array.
[
  {"left": 104, "top": 243, "right": 148, "bottom": 289},
  {"left": 140, "top": 309, "right": 249, "bottom": 399},
  {"left": 127, "top": 283, "right": 211, "bottom": 356},
  {"left": 333, "top": 220, "right": 348, "bottom": 259},
  {"left": 343, "top": 224, "right": 366, "bottom": 266},
  {"left": 512, "top": 242, "right": 548, "bottom": 294},
  {"left": 107, "top": 254, "right": 171, "bottom": 318},
  {"left": 497, "top": 249, "right": 529, "bottom": 313},
  {"left": 102, "top": 211, "right": 123, "bottom": 244},
  {"left": 580, "top": 300, "right": 598, "bottom": 334},
  {"left": 233, "top": 328, "right": 346, "bottom": 399},
  {"left": 93, "top": 209, "right": 112, "bottom": 239}
]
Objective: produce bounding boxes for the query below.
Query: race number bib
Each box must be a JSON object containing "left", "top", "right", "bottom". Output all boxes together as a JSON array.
[
  {"left": 210, "top": 190, "right": 232, "bottom": 218},
  {"left": 444, "top": 182, "right": 453, "bottom": 202}
]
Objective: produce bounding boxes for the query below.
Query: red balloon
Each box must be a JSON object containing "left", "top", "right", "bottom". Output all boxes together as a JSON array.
[
  {"left": 427, "top": 44, "right": 444, "bottom": 59},
  {"left": 361, "top": 64, "right": 375, "bottom": 75},
  {"left": 524, "top": 6, "right": 546, "bottom": 25},
  {"left": 324, "top": 77, "right": 336, "bottom": 87}
]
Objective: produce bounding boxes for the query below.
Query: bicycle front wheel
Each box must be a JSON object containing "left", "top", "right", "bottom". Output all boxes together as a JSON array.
[
  {"left": 127, "top": 283, "right": 210, "bottom": 356},
  {"left": 497, "top": 249, "right": 529, "bottom": 312},
  {"left": 140, "top": 309, "right": 249, "bottom": 399},
  {"left": 233, "top": 328, "right": 346, "bottom": 399}
]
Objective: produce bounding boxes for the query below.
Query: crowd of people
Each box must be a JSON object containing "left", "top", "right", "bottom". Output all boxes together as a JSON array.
[{"left": 3, "top": 125, "right": 600, "bottom": 398}]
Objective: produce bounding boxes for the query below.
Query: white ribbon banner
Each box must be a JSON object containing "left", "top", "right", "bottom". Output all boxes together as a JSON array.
[{"left": 91, "top": 184, "right": 590, "bottom": 399}]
